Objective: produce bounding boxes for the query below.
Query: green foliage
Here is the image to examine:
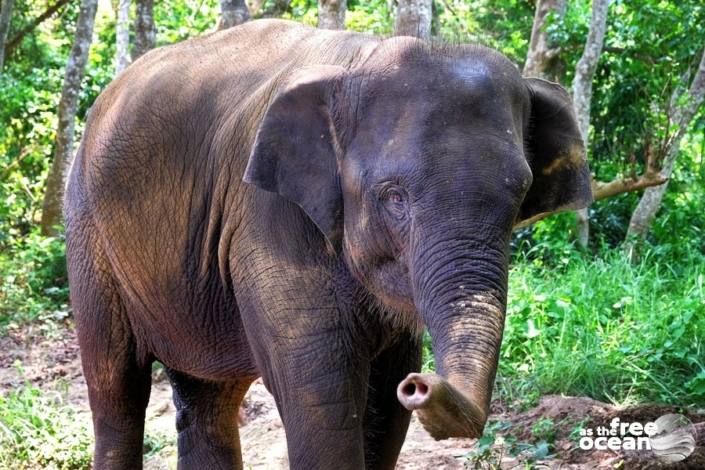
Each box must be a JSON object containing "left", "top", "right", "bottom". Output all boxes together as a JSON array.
[
  {"left": 154, "top": 0, "right": 222, "bottom": 44},
  {"left": 0, "top": 0, "right": 80, "bottom": 239},
  {"left": 512, "top": 212, "right": 581, "bottom": 265},
  {"left": 143, "top": 430, "right": 176, "bottom": 459},
  {"left": 345, "top": 0, "right": 394, "bottom": 35},
  {"left": 647, "top": 132, "right": 705, "bottom": 257},
  {"left": 0, "top": 63, "right": 63, "bottom": 239},
  {"left": 555, "top": 1, "right": 705, "bottom": 249},
  {"left": 282, "top": 0, "right": 319, "bottom": 27},
  {"left": 436, "top": 0, "right": 533, "bottom": 63},
  {"left": 421, "top": 330, "right": 435, "bottom": 372},
  {"left": 0, "top": 383, "right": 93, "bottom": 470},
  {"left": 460, "top": 420, "right": 556, "bottom": 468},
  {"left": 500, "top": 249, "right": 705, "bottom": 406},
  {"left": 501, "top": 128, "right": 703, "bottom": 408},
  {"left": 0, "top": 2, "right": 126, "bottom": 334},
  {"left": 589, "top": 0, "right": 705, "bottom": 174},
  {"left": 547, "top": 0, "right": 705, "bottom": 172},
  {"left": 459, "top": 420, "right": 506, "bottom": 469},
  {"left": 0, "top": 379, "right": 176, "bottom": 469},
  {"left": 0, "top": 232, "right": 68, "bottom": 330},
  {"left": 530, "top": 417, "right": 555, "bottom": 443}
]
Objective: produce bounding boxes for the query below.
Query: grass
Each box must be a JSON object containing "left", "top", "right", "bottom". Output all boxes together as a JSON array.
[
  {"left": 421, "top": 248, "right": 705, "bottom": 408},
  {"left": 0, "top": 379, "right": 177, "bottom": 470},
  {"left": 0, "top": 383, "right": 92, "bottom": 470},
  {"left": 499, "top": 250, "right": 705, "bottom": 407}
]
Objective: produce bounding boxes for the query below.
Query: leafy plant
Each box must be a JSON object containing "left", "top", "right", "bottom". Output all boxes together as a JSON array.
[
  {"left": 143, "top": 430, "right": 176, "bottom": 459},
  {"left": 530, "top": 417, "right": 556, "bottom": 443},
  {"left": 459, "top": 421, "right": 507, "bottom": 469},
  {"left": 0, "top": 231, "right": 68, "bottom": 330},
  {"left": 0, "top": 384, "right": 93, "bottom": 470}
]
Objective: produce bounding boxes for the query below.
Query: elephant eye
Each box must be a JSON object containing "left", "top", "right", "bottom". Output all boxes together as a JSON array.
[
  {"left": 385, "top": 189, "right": 403, "bottom": 204},
  {"left": 380, "top": 186, "right": 409, "bottom": 220}
]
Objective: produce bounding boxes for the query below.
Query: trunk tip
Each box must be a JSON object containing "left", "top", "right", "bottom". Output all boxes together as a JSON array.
[{"left": 397, "top": 372, "right": 488, "bottom": 440}]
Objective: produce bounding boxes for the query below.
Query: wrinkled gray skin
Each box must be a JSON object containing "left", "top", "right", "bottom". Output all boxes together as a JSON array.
[{"left": 65, "top": 19, "right": 591, "bottom": 470}]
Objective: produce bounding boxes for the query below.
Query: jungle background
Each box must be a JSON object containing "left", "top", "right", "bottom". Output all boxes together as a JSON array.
[{"left": 0, "top": 0, "right": 704, "bottom": 468}]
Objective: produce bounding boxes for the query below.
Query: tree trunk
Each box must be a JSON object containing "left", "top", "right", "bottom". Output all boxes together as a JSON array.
[
  {"left": 218, "top": 0, "right": 250, "bottom": 30},
  {"left": 0, "top": 0, "right": 15, "bottom": 71},
  {"left": 523, "top": 0, "right": 566, "bottom": 80},
  {"left": 317, "top": 0, "right": 346, "bottom": 30},
  {"left": 132, "top": 0, "right": 155, "bottom": 61},
  {"left": 252, "top": 0, "right": 291, "bottom": 18},
  {"left": 571, "top": 0, "right": 610, "bottom": 248},
  {"left": 40, "top": 0, "right": 99, "bottom": 236},
  {"left": 625, "top": 47, "right": 705, "bottom": 247},
  {"left": 115, "top": 0, "right": 131, "bottom": 74},
  {"left": 394, "top": 0, "right": 433, "bottom": 39}
]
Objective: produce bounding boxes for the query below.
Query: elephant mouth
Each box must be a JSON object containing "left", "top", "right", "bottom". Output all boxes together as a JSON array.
[
  {"left": 347, "top": 255, "right": 421, "bottom": 329},
  {"left": 369, "top": 262, "right": 427, "bottom": 332}
]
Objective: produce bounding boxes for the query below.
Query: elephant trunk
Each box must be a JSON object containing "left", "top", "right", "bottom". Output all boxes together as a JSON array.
[{"left": 399, "top": 230, "right": 509, "bottom": 440}]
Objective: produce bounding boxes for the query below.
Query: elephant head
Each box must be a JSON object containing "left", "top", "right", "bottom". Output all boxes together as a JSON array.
[{"left": 244, "top": 39, "right": 592, "bottom": 439}]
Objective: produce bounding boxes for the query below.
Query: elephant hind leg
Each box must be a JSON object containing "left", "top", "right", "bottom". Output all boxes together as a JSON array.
[
  {"left": 166, "top": 368, "right": 252, "bottom": 470},
  {"left": 85, "top": 351, "right": 152, "bottom": 470},
  {"left": 69, "top": 233, "right": 152, "bottom": 469}
]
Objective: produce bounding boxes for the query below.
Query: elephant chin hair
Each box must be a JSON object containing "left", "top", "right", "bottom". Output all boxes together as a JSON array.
[{"left": 360, "top": 288, "right": 426, "bottom": 338}]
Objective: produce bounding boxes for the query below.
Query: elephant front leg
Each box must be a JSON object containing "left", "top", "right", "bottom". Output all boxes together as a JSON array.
[
  {"left": 232, "top": 252, "right": 373, "bottom": 468},
  {"left": 259, "top": 333, "right": 371, "bottom": 469}
]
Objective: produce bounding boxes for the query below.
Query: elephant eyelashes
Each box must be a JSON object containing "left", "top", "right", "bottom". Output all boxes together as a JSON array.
[{"left": 380, "top": 186, "right": 410, "bottom": 220}]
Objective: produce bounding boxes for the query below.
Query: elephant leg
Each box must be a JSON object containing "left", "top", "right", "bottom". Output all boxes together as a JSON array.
[
  {"left": 363, "top": 336, "right": 422, "bottom": 470},
  {"left": 80, "top": 326, "right": 152, "bottom": 470},
  {"left": 249, "top": 326, "right": 371, "bottom": 469},
  {"left": 166, "top": 369, "right": 251, "bottom": 470},
  {"left": 70, "top": 236, "right": 152, "bottom": 469},
  {"left": 232, "top": 259, "right": 371, "bottom": 468},
  {"left": 268, "top": 362, "right": 370, "bottom": 470}
]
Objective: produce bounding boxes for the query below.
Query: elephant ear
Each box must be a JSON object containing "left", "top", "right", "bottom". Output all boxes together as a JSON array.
[
  {"left": 517, "top": 78, "right": 593, "bottom": 226},
  {"left": 244, "top": 65, "right": 345, "bottom": 251}
]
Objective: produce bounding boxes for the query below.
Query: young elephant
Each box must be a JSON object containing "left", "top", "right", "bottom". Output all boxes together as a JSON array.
[{"left": 65, "top": 19, "right": 591, "bottom": 470}]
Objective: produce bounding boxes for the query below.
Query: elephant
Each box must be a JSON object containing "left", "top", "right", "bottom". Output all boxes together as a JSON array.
[{"left": 64, "top": 18, "right": 592, "bottom": 470}]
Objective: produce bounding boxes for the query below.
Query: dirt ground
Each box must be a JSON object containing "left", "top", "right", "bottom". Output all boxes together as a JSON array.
[{"left": 2, "top": 319, "right": 704, "bottom": 469}]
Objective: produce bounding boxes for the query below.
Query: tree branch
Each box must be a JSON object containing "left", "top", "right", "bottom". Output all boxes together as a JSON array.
[
  {"left": 591, "top": 172, "right": 667, "bottom": 200},
  {"left": 0, "top": 145, "right": 37, "bottom": 180},
  {"left": 514, "top": 172, "right": 668, "bottom": 230},
  {"left": 4, "top": 0, "right": 72, "bottom": 58}
]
